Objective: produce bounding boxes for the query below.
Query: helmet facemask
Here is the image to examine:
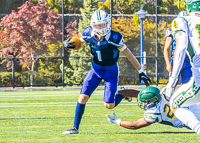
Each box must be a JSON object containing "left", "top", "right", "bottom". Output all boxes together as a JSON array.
[
  {"left": 137, "top": 86, "right": 162, "bottom": 110},
  {"left": 90, "top": 10, "right": 111, "bottom": 37},
  {"left": 137, "top": 95, "right": 161, "bottom": 110}
]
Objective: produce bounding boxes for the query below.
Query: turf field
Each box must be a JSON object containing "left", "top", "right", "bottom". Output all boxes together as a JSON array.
[{"left": 0, "top": 89, "right": 199, "bottom": 143}]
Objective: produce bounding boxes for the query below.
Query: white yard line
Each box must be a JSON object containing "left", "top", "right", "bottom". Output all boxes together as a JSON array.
[
  {"left": 0, "top": 104, "right": 138, "bottom": 107},
  {"left": 0, "top": 93, "right": 104, "bottom": 97},
  {"left": 0, "top": 101, "right": 137, "bottom": 107},
  {"left": 0, "top": 101, "right": 137, "bottom": 105}
]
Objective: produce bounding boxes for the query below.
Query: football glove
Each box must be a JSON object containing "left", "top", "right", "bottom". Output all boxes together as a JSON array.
[
  {"left": 63, "top": 37, "right": 75, "bottom": 49},
  {"left": 139, "top": 72, "right": 151, "bottom": 86},
  {"left": 166, "top": 77, "right": 178, "bottom": 99},
  {"left": 106, "top": 111, "right": 121, "bottom": 125}
]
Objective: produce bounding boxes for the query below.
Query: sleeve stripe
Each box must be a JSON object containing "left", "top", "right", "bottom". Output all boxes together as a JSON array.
[
  {"left": 145, "top": 113, "right": 161, "bottom": 115},
  {"left": 80, "top": 37, "right": 85, "bottom": 42},
  {"left": 108, "top": 41, "right": 122, "bottom": 47},
  {"left": 118, "top": 44, "right": 127, "bottom": 51},
  {"left": 173, "top": 30, "right": 184, "bottom": 36}
]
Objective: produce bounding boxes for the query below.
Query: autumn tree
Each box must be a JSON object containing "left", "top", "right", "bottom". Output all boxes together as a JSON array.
[
  {"left": 63, "top": 0, "right": 99, "bottom": 85},
  {"left": 0, "top": 1, "right": 62, "bottom": 86}
]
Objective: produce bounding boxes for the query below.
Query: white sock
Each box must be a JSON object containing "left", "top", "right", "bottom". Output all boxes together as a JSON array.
[{"left": 175, "top": 108, "right": 200, "bottom": 135}]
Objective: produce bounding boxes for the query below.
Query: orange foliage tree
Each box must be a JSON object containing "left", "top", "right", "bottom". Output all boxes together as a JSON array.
[{"left": 0, "top": 1, "right": 62, "bottom": 86}]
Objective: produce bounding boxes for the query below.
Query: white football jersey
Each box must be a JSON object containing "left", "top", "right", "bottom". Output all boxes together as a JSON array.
[
  {"left": 172, "top": 15, "right": 200, "bottom": 86},
  {"left": 144, "top": 94, "right": 185, "bottom": 128}
]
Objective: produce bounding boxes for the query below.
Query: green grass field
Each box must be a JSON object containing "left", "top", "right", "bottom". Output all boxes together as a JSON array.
[{"left": 0, "top": 89, "right": 199, "bottom": 143}]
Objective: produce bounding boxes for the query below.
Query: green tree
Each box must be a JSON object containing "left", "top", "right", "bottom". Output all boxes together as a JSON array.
[
  {"left": 111, "top": 16, "right": 171, "bottom": 84},
  {"left": 63, "top": 0, "right": 99, "bottom": 85},
  {"left": 143, "top": 0, "right": 184, "bottom": 15},
  {"left": 99, "top": 0, "right": 144, "bottom": 14}
]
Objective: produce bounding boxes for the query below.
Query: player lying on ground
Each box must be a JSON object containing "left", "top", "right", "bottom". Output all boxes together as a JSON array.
[{"left": 106, "top": 86, "right": 200, "bottom": 135}]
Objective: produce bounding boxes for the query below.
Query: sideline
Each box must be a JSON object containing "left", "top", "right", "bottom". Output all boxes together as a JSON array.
[{"left": 0, "top": 85, "right": 170, "bottom": 91}]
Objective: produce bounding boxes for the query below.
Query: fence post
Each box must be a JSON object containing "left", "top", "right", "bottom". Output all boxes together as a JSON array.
[
  {"left": 155, "top": 57, "right": 158, "bottom": 86},
  {"left": 62, "top": 0, "right": 65, "bottom": 88},
  {"left": 12, "top": 56, "right": 15, "bottom": 89},
  {"left": 155, "top": 0, "right": 158, "bottom": 86}
]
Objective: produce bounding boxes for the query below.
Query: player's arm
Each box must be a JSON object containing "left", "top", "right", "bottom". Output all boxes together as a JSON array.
[
  {"left": 106, "top": 111, "right": 152, "bottom": 130},
  {"left": 118, "top": 89, "right": 139, "bottom": 98},
  {"left": 79, "top": 37, "right": 85, "bottom": 43},
  {"left": 120, "top": 118, "right": 152, "bottom": 129},
  {"left": 171, "top": 19, "right": 188, "bottom": 78},
  {"left": 163, "top": 37, "right": 173, "bottom": 72},
  {"left": 166, "top": 18, "right": 188, "bottom": 97},
  {"left": 63, "top": 26, "right": 90, "bottom": 49}
]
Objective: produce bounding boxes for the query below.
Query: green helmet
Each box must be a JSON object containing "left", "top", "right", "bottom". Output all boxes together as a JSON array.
[
  {"left": 186, "top": 0, "right": 200, "bottom": 13},
  {"left": 137, "top": 86, "right": 161, "bottom": 110}
]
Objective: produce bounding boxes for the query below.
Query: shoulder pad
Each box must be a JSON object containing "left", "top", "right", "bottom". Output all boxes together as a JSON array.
[
  {"left": 109, "top": 30, "right": 124, "bottom": 46},
  {"left": 165, "top": 28, "right": 172, "bottom": 37},
  {"left": 172, "top": 17, "right": 188, "bottom": 36},
  {"left": 82, "top": 26, "right": 92, "bottom": 37},
  {"left": 144, "top": 113, "right": 161, "bottom": 123},
  {"left": 144, "top": 107, "right": 162, "bottom": 123}
]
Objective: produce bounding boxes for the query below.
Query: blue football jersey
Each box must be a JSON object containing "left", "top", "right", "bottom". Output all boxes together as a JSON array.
[
  {"left": 165, "top": 28, "right": 176, "bottom": 57},
  {"left": 81, "top": 26, "right": 124, "bottom": 66}
]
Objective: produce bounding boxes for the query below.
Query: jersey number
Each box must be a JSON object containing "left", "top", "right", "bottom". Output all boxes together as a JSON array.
[
  {"left": 195, "top": 24, "right": 200, "bottom": 48},
  {"left": 163, "top": 103, "right": 175, "bottom": 119},
  {"left": 96, "top": 51, "right": 102, "bottom": 61}
]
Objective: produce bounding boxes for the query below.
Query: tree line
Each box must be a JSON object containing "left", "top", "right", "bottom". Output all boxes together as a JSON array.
[{"left": 0, "top": 0, "right": 175, "bottom": 86}]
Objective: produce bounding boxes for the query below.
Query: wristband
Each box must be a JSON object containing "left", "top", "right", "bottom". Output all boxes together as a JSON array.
[
  {"left": 116, "top": 119, "right": 121, "bottom": 126},
  {"left": 138, "top": 68, "right": 144, "bottom": 74}
]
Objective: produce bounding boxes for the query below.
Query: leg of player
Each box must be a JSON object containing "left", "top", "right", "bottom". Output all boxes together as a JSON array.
[
  {"left": 118, "top": 88, "right": 140, "bottom": 98},
  {"left": 117, "top": 88, "right": 140, "bottom": 102},
  {"left": 180, "top": 65, "right": 192, "bottom": 85},
  {"left": 119, "top": 87, "right": 131, "bottom": 102},
  {"left": 103, "top": 63, "right": 124, "bottom": 108},
  {"left": 62, "top": 67, "right": 101, "bottom": 135},
  {"left": 103, "top": 82, "right": 124, "bottom": 109},
  {"left": 62, "top": 94, "right": 89, "bottom": 135},
  {"left": 170, "top": 77, "right": 200, "bottom": 135},
  {"left": 103, "top": 88, "right": 140, "bottom": 108},
  {"left": 174, "top": 108, "right": 200, "bottom": 135},
  {"left": 103, "top": 86, "right": 120, "bottom": 109}
]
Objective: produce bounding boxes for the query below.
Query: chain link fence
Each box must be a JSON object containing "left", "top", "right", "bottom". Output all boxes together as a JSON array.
[
  {"left": 0, "top": 55, "right": 168, "bottom": 88},
  {"left": 0, "top": 1, "right": 180, "bottom": 88}
]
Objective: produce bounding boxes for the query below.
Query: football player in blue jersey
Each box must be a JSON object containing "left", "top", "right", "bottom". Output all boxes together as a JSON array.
[
  {"left": 163, "top": 11, "right": 192, "bottom": 99},
  {"left": 62, "top": 10, "right": 151, "bottom": 135}
]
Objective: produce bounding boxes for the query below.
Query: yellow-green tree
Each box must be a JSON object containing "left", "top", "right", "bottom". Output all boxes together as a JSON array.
[
  {"left": 63, "top": 0, "right": 99, "bottom": 85},
  {"left": 111, "top": 16, "right": 171, "bottom": 84}
]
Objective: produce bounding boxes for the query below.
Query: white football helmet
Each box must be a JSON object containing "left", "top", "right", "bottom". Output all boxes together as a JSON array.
[{"left": 90, "top": 10, "right": 111, "bottom": 36}]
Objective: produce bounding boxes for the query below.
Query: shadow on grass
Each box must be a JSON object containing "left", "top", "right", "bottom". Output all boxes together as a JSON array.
[
  {"left": 0, "top": 115, "right": 74, "bottom": 120},
  {"left": 118, "top": 131, "right": 195, "bottom": 134}
]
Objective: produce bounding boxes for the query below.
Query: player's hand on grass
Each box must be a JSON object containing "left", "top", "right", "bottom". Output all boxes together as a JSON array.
[
  {"left": 106, "top": 111, "right": 121, "bottom": 125},
  {"left": 63, "top": 37, "right": 75, "bottom": 49}
]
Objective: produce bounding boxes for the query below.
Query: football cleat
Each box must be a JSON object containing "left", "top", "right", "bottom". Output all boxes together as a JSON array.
[
  {"left": 125, "top": 96, "right": 132, "bottom": 102},
  {"left": 62, "top": 127, "right": 79, "bottom": 135},
  {"left": 120, "top": 86, "right": 132, "bottom": 102}
]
